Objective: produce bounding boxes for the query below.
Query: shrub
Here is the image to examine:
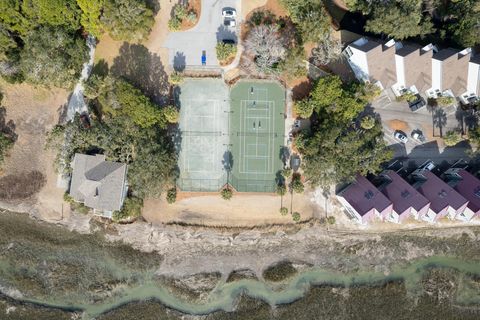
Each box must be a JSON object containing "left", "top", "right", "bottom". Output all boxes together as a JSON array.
[
  {"left": 174, "top": 4, "right": 188, "bottom": 20},
  {"left": 437, "top": 96, "right": 455, "bottom": 107},
  {"left": 221, "top": 188, "right": 233, "bottom": 200},
  {"left": 186, "top": 11, "right": 197, "bottom": 23},
  {"left": 169, "top": 71, "right": 184, "bottom": 85},
  {"left": 292, "top": 212, "right": 301, "bottom": 222},
  {"left": 163, "top": 106, "right": 179, "bottom": 123},
  {"left": 396, "top": 92, "right": 417, "bottom": 103},
  {"left": 360, "top": 115, "right": 376, "bottom": 130},
  {"left": 279, "top": 47, "right": 307, "bottom": 80},
  {"left": 113, "top": 196, "right": 143, "bottom": 221},
  {"left": 216, "top": 42, "right": 237, "bottom": 62},
  {"left": 290, "top": 174, "right": 304, "bottom": 194},
  {"left": 70, "top": 201, "right": 90, "bottom": 215},
  {"left": 280, "top": 207, "right": 288, "bottom": 215},
  {"left": 327, "top": 216, "right": 335, "bottom": 225},
  {"left": 166, "top": 188, "right": 177, "bottom": 204},
  {"left": 443, "top": 130, "right": 462, "bottom": 147},
  {"left": 168, "top": 17, "right": 181, "bottom": 31},
  {"left": 63, "top": 192, "right": 74, "bottom": 204}
]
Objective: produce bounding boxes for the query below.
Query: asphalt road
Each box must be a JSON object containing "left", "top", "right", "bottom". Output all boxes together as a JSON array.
[{"left": 164, "top": 0, "right": 239, "bottom": 67}]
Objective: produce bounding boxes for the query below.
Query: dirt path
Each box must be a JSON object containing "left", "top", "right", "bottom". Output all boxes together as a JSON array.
[{"left": 143, "top": 191, "right": 316, "bottom": 227}]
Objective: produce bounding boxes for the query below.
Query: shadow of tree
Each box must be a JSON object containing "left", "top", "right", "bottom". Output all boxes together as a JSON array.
[
  {"left": 216, "top": 24, "right": 237, "bottom": 42},
  {"left": 111, "top": 43, "right": 169, "bottom": 105},
  {"left": 173, "top": 51, "right": 186, "bottom": 72},
  {"left": 145, "top": 0, "right": 160, "bottom": 14},
  {"left": 0, "top": 107, "right": 17, "bottom": 142},
  {"left": 92, "top": 59, "right": 109, "bottom": 77},
  {"left": 432, "top": 107, "right": 447, "bottom": 137}
]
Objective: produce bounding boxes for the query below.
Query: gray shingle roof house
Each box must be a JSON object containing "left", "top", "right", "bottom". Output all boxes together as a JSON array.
[{"left": 70, "top": 154, "right": 128, "bottom": 216}]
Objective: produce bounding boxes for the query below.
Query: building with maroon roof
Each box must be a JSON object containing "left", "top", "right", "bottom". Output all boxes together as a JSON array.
[
  {"left": 337, "top": 174, "right": 393, "bottom": 224},
  {"left": 443, "top": 168, "right": 480, "bottom": 221},
  {"left": 377, "top": 170, "right": 430, "bottom": 223},
  {"left": 410, "top": 168, "right": 468, "bottom": 222}
]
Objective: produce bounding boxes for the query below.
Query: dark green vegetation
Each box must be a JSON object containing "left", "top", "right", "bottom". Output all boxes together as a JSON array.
[
  {"left": 294, "top": 75, "right": 391, "bottom": 187},
  {"left": 47, "top": 72, "right": 179, "bottom": 203},
  {"left": 0, "top": 294, "right": 77, "bottom": 320},
  {"left": 0, "top": 0, "right": 154, "bottom": 88},
  {"left": 262, "top": 261, "right": 297, "bottom": 282},
  {"left": 346, "top": 0, "right": 480, "bottom": 47}
]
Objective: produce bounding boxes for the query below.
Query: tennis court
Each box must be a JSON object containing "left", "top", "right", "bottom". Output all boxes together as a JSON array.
[
  {"left": 177, "top": 79, "right": 229, "bottom": 191},
  {"left": 229, "top": 81, "right": 285, "bottom": 192}
]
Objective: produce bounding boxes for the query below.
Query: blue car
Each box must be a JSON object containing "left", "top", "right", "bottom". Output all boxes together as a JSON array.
[{"left": 201, "top": 50, "right": 206, "bottom": 65}]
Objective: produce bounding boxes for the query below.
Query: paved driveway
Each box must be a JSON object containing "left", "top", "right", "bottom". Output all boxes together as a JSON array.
[{"left": 164, "top": 0, "right": 239, "bottom": 68}]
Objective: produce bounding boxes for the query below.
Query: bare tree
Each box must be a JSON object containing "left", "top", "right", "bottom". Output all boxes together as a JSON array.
[
  {"left": 311, "top": 33, "right": 342, "bottom": 66},
  {"left": 244, "top": 25, "right": 286, "bottom": 73}
]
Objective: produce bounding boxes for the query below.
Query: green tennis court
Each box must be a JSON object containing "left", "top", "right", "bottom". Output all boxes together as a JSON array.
[{"left": 229, "top": 81, "right": 285, "bottom": 192}]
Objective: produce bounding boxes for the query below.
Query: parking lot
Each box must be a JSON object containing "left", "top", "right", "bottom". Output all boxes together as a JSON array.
[
  {"left": 164, "top": 0, "right": 239, "bottom": 68},
  {"left": 372, "top": 90, "right": 471, "bottom": 165}
]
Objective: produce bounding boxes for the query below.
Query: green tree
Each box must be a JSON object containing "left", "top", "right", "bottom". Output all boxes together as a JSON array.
[
  {"left": 443, "top": 130, "right": 462, "bottom": 147},
  {"left": 279, "top": 207, "right": 288, "bottom": 216},
  {"left": 276, "top": 184, "right": 287, "bottom": 196},
  {"left": 364, "top": 2, "right": 433, "bottom": 39},
  {"left": 19, "top": 27, "right": 88, "bottom": 88},
  {"left": 101, "top": 0, "right": 154, "bottom": 41},
  {"left": 77, "top": 0, "right": 104, "bottom": 36},
  {"left": 294, "top": 100, "right": 314, "bottom": 119},
  {"left": 221, "top": 188, "right": 233, "bottom": 200},
  {"left": 168, "top": 71, "right": 184, "bottom": 85},
  {"left": 281, "top": 0, "right": 330, "bottom": 43},
  {"left": 20, "top": 0, "right": 81, "bottom": 31},
  {"left": 299, "top": 121, "right": 392, "bottom": 188}
]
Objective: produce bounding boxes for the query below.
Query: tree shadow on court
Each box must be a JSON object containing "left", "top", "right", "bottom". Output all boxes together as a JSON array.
[
  {"left": 173, "top": 51, "right": 186, "bottom": 72},
  {"left": 279, "top": 146, "right": 290, "bottom": 166},
  {"left": 222, "top": 150, "right": 234, "bottom": 184},
  {"left": 216, "top": 24, "right": 237, "bottom": 42},
  {"left": 111, "top": 43, "right": 169, "bottom": 105}
]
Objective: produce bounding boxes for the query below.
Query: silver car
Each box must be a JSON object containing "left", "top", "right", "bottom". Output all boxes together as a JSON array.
[
  {"left": 222, "top": 8, "right": 236, "bottom": 18},
  {"left": 394, "top": 131, "right": 408, "bottom": 143}
]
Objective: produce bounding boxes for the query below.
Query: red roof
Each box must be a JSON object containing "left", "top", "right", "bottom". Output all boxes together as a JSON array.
[
  {"left": 339, "top": 174, "right": 392, "bottom": 217},
  {"left": 445, "top": 169, "right": 480, "bottom": 214},
  {"left": 378, "top": 170, "right": 430, "bottom": 216},
  {"left": 412, "top": 170, "right": 467, "bottom": 214}
]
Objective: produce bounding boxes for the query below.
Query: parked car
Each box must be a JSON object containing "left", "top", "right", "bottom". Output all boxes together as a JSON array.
[
  {"left": 394, "top": 130, "right": 408, "bottom": 143},
  {"left": 224, "top": 18, "right": 236, "bottom": 27},
  {"left": 222, "top": 8, "right": 236, "bottom": 18},
  {"left": 411, "top": 130, "right": 426, "bottom": 143},
  {"left": 294, "top": 119, "right": 301, "bottom": 128},
  {"left": 408, "top": 94, "right": 426, "bottom": 112}
]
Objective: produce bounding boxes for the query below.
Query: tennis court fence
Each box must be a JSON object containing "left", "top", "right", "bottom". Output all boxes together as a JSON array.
[
  {"left": 230, "top": 175, "right": 276, "bottom": 193},
  {"left": 177, "top": 175, "right": 277, "bottom": 192}
]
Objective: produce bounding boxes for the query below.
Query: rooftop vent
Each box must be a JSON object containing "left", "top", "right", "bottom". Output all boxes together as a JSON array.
[
  {"left": 401, "top": 190, "right": 410, "bottom": 198},
  {"left": 364, "top": 190, "right": 375, "bottom": 199},
  {"left": 438, "top": 190, "right": 448, "bottom": 198}
]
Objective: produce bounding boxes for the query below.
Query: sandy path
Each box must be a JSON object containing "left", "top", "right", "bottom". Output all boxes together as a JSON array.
[{"left": 143, "top": 191, "right": 316, "bottom": 227}]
